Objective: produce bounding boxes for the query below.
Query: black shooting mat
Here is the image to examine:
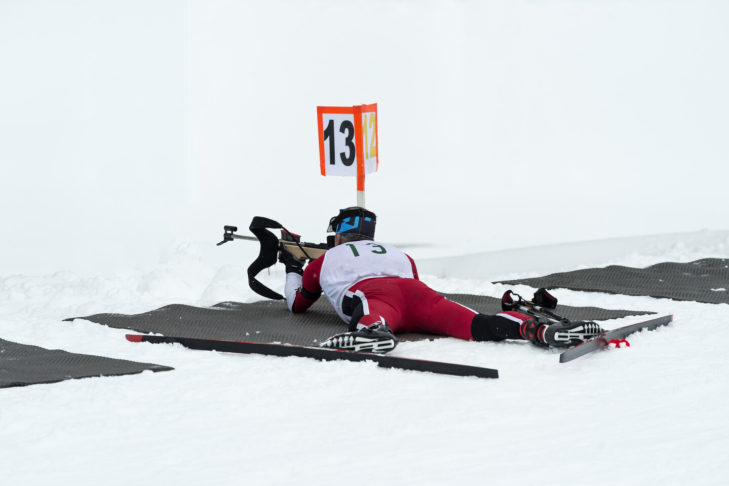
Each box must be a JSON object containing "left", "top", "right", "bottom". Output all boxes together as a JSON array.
[
  {"left": 497, "top": 258, "right": 729, "bottom": 304},
  {"left": 64, "top": 293, "right": 651, "bottom": 346},
  {"left": 0, "top": 338, "right": 173, "bottom": 389}
]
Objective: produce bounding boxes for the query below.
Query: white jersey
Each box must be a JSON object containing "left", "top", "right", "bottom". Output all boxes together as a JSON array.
[{"left": 320, "top": 240, "right": 415, "bottom": 322}]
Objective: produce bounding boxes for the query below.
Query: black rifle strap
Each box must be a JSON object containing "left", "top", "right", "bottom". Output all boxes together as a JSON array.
[{"left": 247, "top": 216, "right": 285, "bottom": 300}]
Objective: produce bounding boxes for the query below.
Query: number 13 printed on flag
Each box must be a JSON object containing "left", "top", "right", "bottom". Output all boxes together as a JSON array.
[{"left": 317, "top": 104, "right": 378, "bottom": 179}]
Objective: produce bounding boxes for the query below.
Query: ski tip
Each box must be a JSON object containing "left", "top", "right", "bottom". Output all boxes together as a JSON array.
[{"left": 126, "top": 334, "right": 143, "bottom": 343}]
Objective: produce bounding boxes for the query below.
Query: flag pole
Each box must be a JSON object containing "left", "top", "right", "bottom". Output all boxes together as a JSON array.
[
  {"left": 357, "top": 176, "right": 365, "bottom": 208},
  {"left": 354, "top": 104, "right": 366, "bottom": 209}
]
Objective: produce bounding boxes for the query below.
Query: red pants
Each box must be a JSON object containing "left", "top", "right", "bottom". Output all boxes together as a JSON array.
[{"left": 349, "top": 277, "right": 478, "bottom": 340}]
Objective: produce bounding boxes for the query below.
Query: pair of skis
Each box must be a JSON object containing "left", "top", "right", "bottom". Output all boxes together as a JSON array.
[
  {"left": 126, "top": 334, "right": 499, "bottom": 379},
  {"left": 125, "top": 290, "right": 673, "bottom": 379}
]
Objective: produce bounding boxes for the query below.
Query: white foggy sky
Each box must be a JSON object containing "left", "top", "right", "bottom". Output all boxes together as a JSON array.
[{"left": 2, "top": 0, "right": 728, "bottom": 274}]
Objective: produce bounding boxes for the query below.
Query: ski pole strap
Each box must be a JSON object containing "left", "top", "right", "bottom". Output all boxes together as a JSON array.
[
  {"left": 247, "top": 216, "right": 285, "bottom": 300},
  {"left": 501, "top": 290, "right": 518, "bottom": 311},
  {"left": 533, "top": 288, "right": 558, "bottom": 309},
  {"left": 502, "top": 289, "right": 568, "bottom": 323}
]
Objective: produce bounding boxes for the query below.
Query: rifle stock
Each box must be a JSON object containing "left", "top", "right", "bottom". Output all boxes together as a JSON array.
[{"left": 280, "top": 241, "right": 328, "bottom": 260}]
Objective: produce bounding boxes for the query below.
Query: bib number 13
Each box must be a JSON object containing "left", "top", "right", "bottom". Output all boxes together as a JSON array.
[{"left": 346, "top": 243, "right": 387, "bottom": 257}]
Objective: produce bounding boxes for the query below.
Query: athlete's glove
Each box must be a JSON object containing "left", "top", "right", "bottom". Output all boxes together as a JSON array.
[{"left": 279, "top": 247, "right": 305, "bottom": 275}]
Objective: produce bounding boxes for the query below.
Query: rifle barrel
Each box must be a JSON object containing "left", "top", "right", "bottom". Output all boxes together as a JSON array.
[
  {"left": 226, "top": 232, "right": 327, "bottom": 260},
  {"left": 231, "top": 234, "right": 258, "bottom": 242}
]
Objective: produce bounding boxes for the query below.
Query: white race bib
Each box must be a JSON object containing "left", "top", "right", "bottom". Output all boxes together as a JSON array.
[{"left": 319, "top": 240, "right": 415, "bottom": 322}]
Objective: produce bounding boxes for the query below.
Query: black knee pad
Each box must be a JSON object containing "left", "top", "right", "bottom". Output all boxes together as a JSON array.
[{"left": 471, "top": 314, "right": 521, "bottom": 342}]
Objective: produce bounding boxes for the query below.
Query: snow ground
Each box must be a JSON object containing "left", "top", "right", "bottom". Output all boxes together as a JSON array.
[{"left": 1, "top": 231, "right": 728, "bottom": 486}]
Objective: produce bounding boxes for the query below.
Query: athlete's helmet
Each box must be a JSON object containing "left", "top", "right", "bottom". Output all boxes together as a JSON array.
[{"left": 327, "top": 207, "right": 376, "bottom": 239}]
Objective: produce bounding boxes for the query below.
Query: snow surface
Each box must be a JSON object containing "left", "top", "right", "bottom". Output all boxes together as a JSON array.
[
  {"left": 1, "top": 232, "right": 729, "bottom": 485},
  {"left": 2, "top": 0, "right": 729, "bottom": 484}
]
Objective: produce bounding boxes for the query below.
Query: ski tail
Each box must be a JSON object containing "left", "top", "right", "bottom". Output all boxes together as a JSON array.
[{"left": 558, "top": 315, "right": 673, "bottom": 363}]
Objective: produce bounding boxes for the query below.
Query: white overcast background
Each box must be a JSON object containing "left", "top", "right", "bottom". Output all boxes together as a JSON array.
[{"left": 1, "top": 0, "right": 728, "bottom": 273}]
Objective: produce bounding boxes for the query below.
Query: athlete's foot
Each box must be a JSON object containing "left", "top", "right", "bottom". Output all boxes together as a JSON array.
[
  {"left": 320, "top": 321, "right": 398, "bottom": 353},
  {"left": 520, "top": 317, "right": 604, "bottom": 348}
]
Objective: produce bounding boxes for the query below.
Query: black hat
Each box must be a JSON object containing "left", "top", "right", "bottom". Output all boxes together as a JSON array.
[{"left": 327, "top": 207, "right": 376, "bottom": 239}]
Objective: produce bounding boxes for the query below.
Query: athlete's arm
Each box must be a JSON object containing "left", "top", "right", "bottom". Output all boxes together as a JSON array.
[{"left": 285, "top": 255, "right": 324, "bottom": 313}]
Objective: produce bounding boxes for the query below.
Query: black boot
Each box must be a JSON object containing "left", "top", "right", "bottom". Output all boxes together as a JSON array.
[
  {"left": 520, "top": 317, "right": 604, "bottom": 348},
  {"left": 519, "top": 316, "right": 550, "bottom": 347},
  {"left": 320, "top": 321, "right": 398, "bottom": 354},
  {"left": 543, "top": 320, "right": 605, "bottom": 347}
]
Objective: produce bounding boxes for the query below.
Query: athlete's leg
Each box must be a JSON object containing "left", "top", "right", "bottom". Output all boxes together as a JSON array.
[
  {"left": 347, "top": 278, "right": 534, "bottom": 342},
  {"left": 397, "top": 280, "right": 477, "bottom": 339},
  {"left": 470, "top": 311, "right": 530, "bottom": 341},
  {"left": 345, "top": 278, "right": 404, "bottom": 332},
  {"left": 398, "top": 279, "right": 532, "bottom": 341}
]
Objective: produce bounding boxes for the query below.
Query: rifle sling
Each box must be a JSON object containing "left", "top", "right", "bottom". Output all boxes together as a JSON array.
[{"left": 247, "top": 216, "right": 285, "bottom": 300}]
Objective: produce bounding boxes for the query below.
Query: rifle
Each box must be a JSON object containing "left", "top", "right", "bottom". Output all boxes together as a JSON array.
[{"left": 217, "top": 216, "right": 333, "bottom": 300}]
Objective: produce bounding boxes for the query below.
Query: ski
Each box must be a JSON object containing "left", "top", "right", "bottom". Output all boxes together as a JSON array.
[
  {"left": 126, "top": 334, "right": 499, "bottom": 379},
  {"left": 559, "top": 314, "right": 673, "bottom": 363}
]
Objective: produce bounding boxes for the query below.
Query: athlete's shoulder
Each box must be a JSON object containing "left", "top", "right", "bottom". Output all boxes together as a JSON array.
[{"left": 306, "top": 254, "right": 325, "bottom": 271}]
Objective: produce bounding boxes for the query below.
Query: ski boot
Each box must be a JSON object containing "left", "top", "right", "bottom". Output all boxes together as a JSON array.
[
  {"left": 520, "top": 316, "right": 605, "bottom": 348},
  {"left": 320, "top": 321, "right": 398, "bottom": 354}
]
